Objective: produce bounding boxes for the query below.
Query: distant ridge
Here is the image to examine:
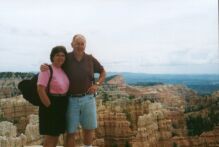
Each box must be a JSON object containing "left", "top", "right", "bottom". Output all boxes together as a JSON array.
[
  {"left": 0, "top": 71, "right": 218, "bottom": 94},
  {"left": 105, "top": 72, "right": 219, "bottom": 94},
  {"left": 105, "top": 75, "right": 119, "bottom": 82}
]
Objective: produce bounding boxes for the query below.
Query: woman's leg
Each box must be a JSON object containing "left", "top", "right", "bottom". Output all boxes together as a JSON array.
[{"left": 43, "top": 135, "right": 59, "bottom": 147}]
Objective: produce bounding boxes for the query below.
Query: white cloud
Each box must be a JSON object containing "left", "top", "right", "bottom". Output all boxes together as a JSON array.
[{"left": 0, "top": 0, "right": 218, "bottom": 74}]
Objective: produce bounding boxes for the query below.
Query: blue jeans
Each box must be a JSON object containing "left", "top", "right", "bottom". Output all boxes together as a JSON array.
[{"left": 66, "top": 94, "right": 97, "bottom": 133}]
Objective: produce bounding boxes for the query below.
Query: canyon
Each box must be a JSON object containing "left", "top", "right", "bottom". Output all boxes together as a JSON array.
[{"left": 0, "top": 75, "right": 218, "bottom": 147}]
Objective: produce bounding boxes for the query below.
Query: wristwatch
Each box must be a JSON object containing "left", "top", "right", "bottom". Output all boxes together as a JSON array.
[{"left": 95, "top": 81, "right": 100, "bottom": 86}]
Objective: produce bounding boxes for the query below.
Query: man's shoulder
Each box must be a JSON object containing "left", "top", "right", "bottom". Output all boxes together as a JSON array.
[
  {"left": 66, "top": 52, "right": 73, "bottom": 60},
  {"left": 84, "top": 53, "right": 94, "bottom": 59},
  {"left": 84, "top": 53, "right": 92, "bottom": 56},
  {"left": 67, "top": 52, "right": 73, "bottom": 56}
]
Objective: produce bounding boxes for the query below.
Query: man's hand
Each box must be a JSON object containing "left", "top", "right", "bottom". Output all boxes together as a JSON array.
[
  {"left": 40, "top": 63, "right": 49, "bottom": 72},
  {"left": 87, "top": 85, "right": 99, "bottom": 94}
]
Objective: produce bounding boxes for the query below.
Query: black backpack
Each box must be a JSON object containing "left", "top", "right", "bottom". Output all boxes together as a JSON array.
[{"left": 18, "top": 66, "right": 53, "bottom": 106}]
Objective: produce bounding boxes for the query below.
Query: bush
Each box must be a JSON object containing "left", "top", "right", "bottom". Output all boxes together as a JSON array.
[
  {"left": 173, "top": 142, "right": 178, "bottom": 147},
  {"left": 186, "top": 115, "right": 214, "bottom": 136}
]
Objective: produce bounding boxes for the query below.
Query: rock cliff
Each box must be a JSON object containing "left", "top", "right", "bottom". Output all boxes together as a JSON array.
[{"left": 0, "top": 74, "right": 218, "bottom": 147}]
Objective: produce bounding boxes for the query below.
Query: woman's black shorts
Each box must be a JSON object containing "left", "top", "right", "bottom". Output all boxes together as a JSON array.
[{"left": 39, "top": 95, "right": 68, "bottom": 136}]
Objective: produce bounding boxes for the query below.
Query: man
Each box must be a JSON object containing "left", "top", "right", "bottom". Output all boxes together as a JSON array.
[
  {"left": 41, "top": 34, "right": 105, "bottom": 147},
  {"left": 65, "top": 34, "right": 105, "bottom": 147}
]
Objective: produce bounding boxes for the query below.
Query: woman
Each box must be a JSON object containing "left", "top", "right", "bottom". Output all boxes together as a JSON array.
[{"left": 37, "top": 46, "right": 69, "bottom": 147}]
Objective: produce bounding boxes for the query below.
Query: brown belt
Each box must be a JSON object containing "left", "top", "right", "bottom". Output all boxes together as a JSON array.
[{"left": 68, "top": 92, "right": 92, "bottom": 97}]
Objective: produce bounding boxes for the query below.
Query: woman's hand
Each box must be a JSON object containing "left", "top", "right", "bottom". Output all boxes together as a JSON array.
[
  {"left": 37, "top": 85, "right": 51, "bottom": 107},
  {"left": 42, "top": 99, "right": 51, "bottom": 107}
]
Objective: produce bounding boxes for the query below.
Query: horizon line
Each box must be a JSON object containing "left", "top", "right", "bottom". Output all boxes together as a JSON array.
[{"left": 0, "top": 71, "right": 219, "bottom": 75}]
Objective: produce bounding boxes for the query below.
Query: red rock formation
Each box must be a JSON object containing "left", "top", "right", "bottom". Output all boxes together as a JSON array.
[{"left": 0, "top": 96, "right": 38, "bottom": 133}]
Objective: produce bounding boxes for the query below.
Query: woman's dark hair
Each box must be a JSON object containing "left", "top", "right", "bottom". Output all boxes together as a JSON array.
[{"left": 50, "top": 46, "right": 67, "bottom": 62}]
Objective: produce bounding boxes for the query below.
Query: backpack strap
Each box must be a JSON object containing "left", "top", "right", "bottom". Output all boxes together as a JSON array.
[{"left": 46, "top": 65, "right": 53, "bottom": 94}]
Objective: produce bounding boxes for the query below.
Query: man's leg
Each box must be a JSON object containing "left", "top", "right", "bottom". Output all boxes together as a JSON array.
[
  {"left": 83, "top": 129, "right": 94, "bottom": 146},
  {"left": 65, "top": 96, "right": 80, "bottom": 147},
  {"left": 81, "top": 95, "right": 97, "bottom": 146},
  {"left": 65, "top": 133, "right": 76, "bottom": 147},
  {"left": 43, "top": 135, "right": 59, "bottom": 147}
]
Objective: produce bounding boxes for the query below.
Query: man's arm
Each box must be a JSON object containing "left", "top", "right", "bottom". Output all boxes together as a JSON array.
[
  {"left": 96, "top": 69, "right": 106, "bottom": 85},
  {"left": 40, "top": 63, "right": 50, "bottom": 72},
  {"left": 87, "top": 69, "right": 106, "bottom": 94}
]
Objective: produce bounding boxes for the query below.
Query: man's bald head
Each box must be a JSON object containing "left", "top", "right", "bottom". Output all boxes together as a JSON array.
[
  {"left": 72, "top": 34, "right": 86, "bottom": 44},
  {"left": 71, "top": 34, "right": 86, "bottom": 54}
]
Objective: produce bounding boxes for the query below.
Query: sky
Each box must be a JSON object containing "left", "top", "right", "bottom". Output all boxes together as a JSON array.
[{"left": 0, "top": 0, "right": 218, "bottom": 74}]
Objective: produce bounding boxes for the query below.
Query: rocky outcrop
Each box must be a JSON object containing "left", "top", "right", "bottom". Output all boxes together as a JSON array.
[
  {"left": 0, "top": 96, "right": 41, "bottom": 146},
  {"left": 0, "top": 121, "right": 17, "bottom": 137},
  {"left": 0, "top": 72, "right": 34, "bottom": 98},
  {"left": 125, "top": 85, "right": 144, "bottom": 97},
  {"left": 95, "top": 95, "right": 174, "bottom": 147},
  {"left": 200, "top": 126, "right": 219, "bottom": 147},
  {"left": 212, "top": 90, "right": 219, "bottom": 98},
  {"left": 0, "top": 79, "right": 21, "bottom": 98},
  {"left": 0, "top": 96, "right": 38, "bottom": 133},
  {"left": 93, "top": 138, "right": 104, "bottom": 147},
  {"left": 172, "top": 126, "right": 219, "bottom": 147},
  {"left": 0, "top": 114, "right": 43, "bottom": 147},
  {"left": 96, "top": 111, "right": 132, "bottom": 146},
  {"left": 131, "top": 103, "right": 172, "bottom": 147},
  {"left": 125, "top": 85, "right": 190, "bottom": 137},
  {"left": 0, "top": 121, "right": 27, "bottom": 147},
  {"left": 106, "top": 75, "right": 126, "bottom": 86},
  {"left": 25, "top": 115, "right": 42, "bottom": 145},
  {"left": 0, "top": 75, "right": 218, "bottom": 146}
]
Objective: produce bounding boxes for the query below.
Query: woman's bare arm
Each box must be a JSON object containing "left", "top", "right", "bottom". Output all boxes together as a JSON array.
[{"left": 37, "top": 85, "right": 51, "bottom": 107}]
